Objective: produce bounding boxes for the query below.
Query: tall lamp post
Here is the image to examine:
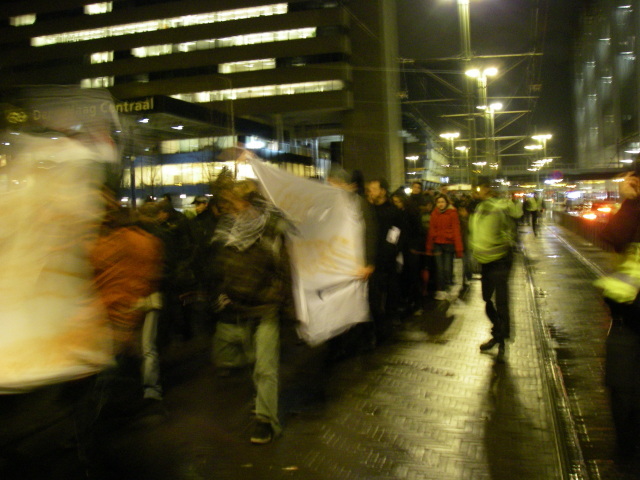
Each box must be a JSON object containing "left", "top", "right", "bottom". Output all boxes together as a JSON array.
[
  {"left": 440, "top": 131, "right": 460, "bottom": 184},
  {"left": 456, "top": 0, "right": 477, "bottom": 167},
  {"left": 531, "top": 134, "right": 552, "bottom": 189},
  {"left": 466, "top": 67, "right": 499, "bottom": 168},
  {"left": 487, "top": 102, "right": 502, "bottom": 170},
  {"left": 455, "top": 145, "right": 470, "bottom": 184},
  {"left": 524, "top": 143, "right": 543, "bottom": 188}
]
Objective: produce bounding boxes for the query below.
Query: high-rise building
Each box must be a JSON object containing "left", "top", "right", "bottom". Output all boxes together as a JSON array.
[
  {"left": 1, "top": 0, "right": 404, "bottom": 199},
  {"left": 574, "top": 1, "right": 639, "bottom": 170}
]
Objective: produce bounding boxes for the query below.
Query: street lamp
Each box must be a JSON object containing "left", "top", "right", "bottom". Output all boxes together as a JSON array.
[
  {"left": 467, "top": 68, "right": 499, "bottom": 168},
  {"left": 440, "top": 132, "right": 460, "bottom": 182},
  {"left": 455, "top": 145, "right": 470, "bottom": 184},
  {"left": 466, "top": 67, "right": 498, "bottom": 110},
  {"left": 531, "top": 134, "right": 552, "bottom": 188},
  {"left": 531, "top": 134, "right": 552, "bottom": 157},
  {"left": 485, "top": 102, "right": 502, "bottom": 170}
]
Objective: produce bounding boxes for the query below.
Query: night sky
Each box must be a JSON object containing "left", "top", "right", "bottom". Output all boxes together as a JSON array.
[{"left": 396, "top": 0, "right": 595, "bottom": 166}]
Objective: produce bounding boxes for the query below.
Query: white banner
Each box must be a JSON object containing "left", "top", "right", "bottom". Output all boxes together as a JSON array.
[{"left": 250, "top": 159, "right": 370, "bottom": 346}]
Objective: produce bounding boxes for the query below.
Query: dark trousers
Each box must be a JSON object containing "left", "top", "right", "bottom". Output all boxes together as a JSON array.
[
  {"left": 480, "top": 253, "right": 513, "bottom": 342},
  {"left": 399, "top": 250, "right": 423, "bottom": 311},
  {"left": 369, "top": 269, "right": 399, "bottom": 342},
  {"left": 530, "top": 211, "right": 540, "bottom": 236},
  {"left": 605, "top": 302, "right": 640, "bottom": 455}
]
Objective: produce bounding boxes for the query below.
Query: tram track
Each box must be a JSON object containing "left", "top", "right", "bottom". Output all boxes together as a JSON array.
[
  {"left": 522, "top": 221, "right": 630, "bottom": 480},
  {"left": 520, "top": 226, "right": 590, "bottom": 480}
]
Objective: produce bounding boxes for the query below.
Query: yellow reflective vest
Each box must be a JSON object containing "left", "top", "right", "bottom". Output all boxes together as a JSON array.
[
  {"left": 594, "top": 243, "right": 640, "bottom": 304},
  {"left": 470, "top": 196, "right": 523, "bottom": 264}
]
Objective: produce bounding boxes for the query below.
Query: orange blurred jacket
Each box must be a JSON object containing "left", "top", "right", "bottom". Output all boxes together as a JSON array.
[{"left": 90, "top": 226, "right": 163, "bottom": 352}]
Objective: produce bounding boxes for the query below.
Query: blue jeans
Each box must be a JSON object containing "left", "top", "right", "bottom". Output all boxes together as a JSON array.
[{"left": 433, "top": 243, "right": 455, "bottom": 290}]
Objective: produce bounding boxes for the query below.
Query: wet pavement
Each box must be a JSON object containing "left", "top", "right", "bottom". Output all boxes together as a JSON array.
[{"left": 2, "top": 216, "right": 638, "bottom": 480}]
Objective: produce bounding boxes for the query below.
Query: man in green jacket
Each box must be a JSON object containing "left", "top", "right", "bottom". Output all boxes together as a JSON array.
[{"left": 469, "top": 177, "right": 523, "bottom": 361}]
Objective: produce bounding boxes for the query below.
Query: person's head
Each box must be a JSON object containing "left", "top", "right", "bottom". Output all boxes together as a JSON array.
[
  {"left": 474, "top": 176, "right": 495, "bottom": 200},
  {"left": 391, "top": 189, "right": 408, "bottom": 210},
  {"left": 327, "top": 164, "right": 353, "bottom": 191},
  {"left": 137, "top": 201, "right": 162, "bottom": 224},
  {"left": 218, "top": 180, "right": 259, "bottom": 214},
  {"left": 435, "top": 194, "right": 450, "bottom": 211},
  {"left": 367, "top": 178, "right": 389, "bottom": 205},
  {"left": 411, "top": 182, "right": 423, "bottom": 195},
  {"left": 192, "top": 195, "right": 209, "bottom": 215},
  {"left": 161, "top": 193, "right": 174, "bottom": 206},
  {"left": 156, "top": 201, "right": 173, "bottom": 223}
]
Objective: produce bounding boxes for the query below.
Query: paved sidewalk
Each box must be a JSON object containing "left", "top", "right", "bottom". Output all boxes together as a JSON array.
[
  {"left": 36, "top": 251, "right": 563, "bottom": 480},
  {"left": 3, "top": 232, "right": 580, "bottom": 480}
]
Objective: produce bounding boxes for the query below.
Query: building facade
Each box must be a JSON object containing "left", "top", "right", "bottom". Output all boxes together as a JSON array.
[
  {"left": 574, "top": 1, "right": 640, "bottom": 170},
  {"left": 1, "top": 0, "right": 404, "bottom": 199}
]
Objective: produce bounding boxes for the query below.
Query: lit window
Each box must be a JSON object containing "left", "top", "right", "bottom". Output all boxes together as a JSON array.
[
  {"left": 90, "top": 51, "right": 114, "bottom": 64},
  {"left": 219, "top": 59, "right": 276, "bottom": 74},
  {"left": 80, "top": 76, "right": 114, "bottom": 88},
  {"left": 84, "top": 2, "right": 113, "bottom": 15},
  {"left": 177, "top": 42, "right": 197, "bottom": 53},
  {"left": 32, "top": 4, "right": 288, "bottom": 46},
  {"left": 131, "top": 44, "right": 173, "bottom": 58},
  {"left": 10, "top": 14, "right": 36, "bottom": 26},
  {"left": 131, "top": 28, "right": 314, "bottom": 59},
  {"left": 171, "top": 80, "right": 344, "bottom": 103}
]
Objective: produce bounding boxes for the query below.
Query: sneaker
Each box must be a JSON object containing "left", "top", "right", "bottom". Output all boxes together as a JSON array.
[
  {"left": 250, "top": 421, "right": 273, "bottom": 445},
  {"left": 434, "top": 291, "right": 448, "bottom": 301},
  {"left": 479, "top": 338, "right": 499, "bottom": 351}
]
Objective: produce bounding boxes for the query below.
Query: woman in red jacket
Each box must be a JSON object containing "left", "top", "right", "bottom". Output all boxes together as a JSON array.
[{"left": 426, "top": 194, "right": 464, "bottom": 300}]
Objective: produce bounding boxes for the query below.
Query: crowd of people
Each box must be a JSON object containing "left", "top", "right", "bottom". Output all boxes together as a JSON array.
[
  {"left": 83, "top": 168, "right": 537, "bottom": 453},
  {"left": 89, "top": 162, "right": 640, "bottom": 465}
]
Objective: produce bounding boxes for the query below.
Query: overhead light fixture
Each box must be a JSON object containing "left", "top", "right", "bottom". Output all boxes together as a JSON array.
[
  {"left": 171, "top": 125, "right": 184, "bottom": 130},
  {"left": 138, "top": 118, "right": 149, "bottom": 123},
  {"left": 439, "top": 132, "right": 460, "bottom": 140},
  {"left": 532, "top": 134, "right": 552, "bottom": 141}
]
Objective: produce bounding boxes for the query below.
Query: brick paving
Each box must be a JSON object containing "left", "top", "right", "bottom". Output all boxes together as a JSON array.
[{"left": 5, "top": 216, "right": 636, "bottom": 480}]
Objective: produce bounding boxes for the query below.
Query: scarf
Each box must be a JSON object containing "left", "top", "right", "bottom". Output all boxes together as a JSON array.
[{"left": 213, "top": 206, "right": 267, "bottom": 252}]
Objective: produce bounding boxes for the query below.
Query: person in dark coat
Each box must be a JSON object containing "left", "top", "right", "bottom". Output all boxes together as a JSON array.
[
  {"left": 156, "top": 196, "right": 197, "bottom": 345},
  {"left": 598, "top": 170, "right": 640, "bottom": 459},
  {"left": 367, "top": 178, "right": 403, "bottom": 342},
  {"left": 209, "top": 180, "right": 294, "bottom": 445},
  {"left": 188, "top": 195, "right": 220, "bottom": 338},
  {"left": 392, "top": 188, "right": 426, "bottom": 314}
]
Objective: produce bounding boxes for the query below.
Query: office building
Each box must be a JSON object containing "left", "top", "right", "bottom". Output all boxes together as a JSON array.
[{"left": 1, "top": 0, "right": 404, "bottom": 200}]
